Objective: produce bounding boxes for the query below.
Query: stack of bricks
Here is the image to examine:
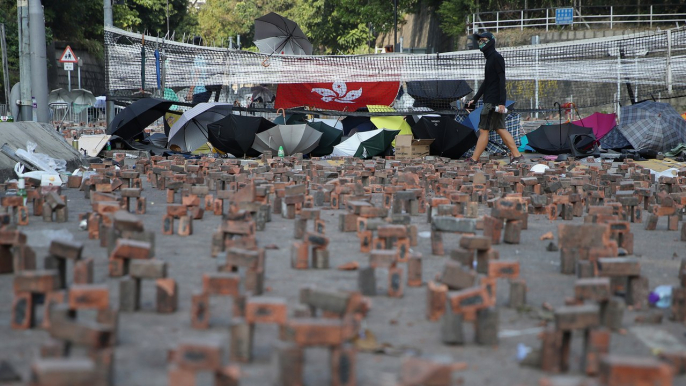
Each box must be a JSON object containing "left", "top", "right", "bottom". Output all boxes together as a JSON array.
[
  {"left": 163, "top": 204, "right": 193, "bottom": 236},
  {"left": 271, "top": 286, "right": 366, "bottom": 385},
  {"left": 168, "top": 338, "right": 240, "bottom": 386},
  {"left": 0, "top": 228, "right": 35, "bottom": 274},
  {"left": 486, "top": 196, "right": 528, "bottom": 245},
  {"left": 291, "top": 231, "right": 331, "bottom": 270},
  {"left": 557, "top": 223, "right": 618, "bottom": 276},
  {"left": 1, "top": 185, "right": 30, "bottom": 226},
  {"left": 429, "top": 216, "right": 476, "bottom": 255},
  {"left": 281, "top": 183, "right": 306, "bottom": 219},
  {"left": 294, "top": 208, "right": 324, "bottom": 239},
  {"left": 42, "top": 191, "right": 69, "bottom": 223},
  {"left": 397, "top": 356, "right": 460, "bottom": 386},
  {"left": 211, "top": 208, "right": 257, "bottom": 257},
  {"left": 192, "top": 246, "right": 266, "bottom": 329},
  {"left": 644, "top": 191, "right": 685, "bottom": 231}
]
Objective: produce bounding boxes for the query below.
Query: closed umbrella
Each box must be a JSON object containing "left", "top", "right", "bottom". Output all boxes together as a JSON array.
[
  {"left": 208, "top": 115, "right": 275, "bottom": 157},
  {"left": 168, "top": 103, "right": 233, "bottom": 152},
  {"left": 412, "top": 116, "right": 477, "bottom": 159},
  {"left": 252, "top": 124, "right": 322, "bottom": 156},
  {"left": 254, "top": 12, "right": 312, "bottom": 55}
]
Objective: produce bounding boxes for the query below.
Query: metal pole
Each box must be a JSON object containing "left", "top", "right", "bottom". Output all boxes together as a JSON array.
[
  {"left": 546, "top": 9, "right": 548, "bottom": 31},
  {"left": 666, "top": 29, "right": 672, "bottom": 94},
  {"left": 166, "top": 0, "right": 170, "bottom": 36},
  {"left": 496, "top": 12, "right": 499, "bottom": 32},
  {"left": 67, "top": 70, "right": 71, "bottom": 92},
  {"left": 104, "top": 0, "right": 115, "bottom": 125},
  {"left": 77, "top": 57, "right": 81, "bottom": 89},
  {"left": 393, "top": 0, "right": 398, "bottom": 52},
  {"left": 18, "top": 0, "right": 32, "bottom": 121},
  {"left": 0, "top": 24, "right": 11, "bottom": 108},
  {"left": 29, "top": 0, "right": 49, "bottom": 123},
  {"left": 610, "top": 6, "right": 613, "bottom": 29}
]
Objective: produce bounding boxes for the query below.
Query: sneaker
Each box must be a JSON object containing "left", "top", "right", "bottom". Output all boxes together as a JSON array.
[{"left": 509, "top": 155, "right": 524, "bottom": 165}]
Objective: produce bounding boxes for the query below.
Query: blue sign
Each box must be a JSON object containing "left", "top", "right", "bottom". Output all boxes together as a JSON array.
[{"left": 556, "top": 8, "right": 574, "bottom": 25}]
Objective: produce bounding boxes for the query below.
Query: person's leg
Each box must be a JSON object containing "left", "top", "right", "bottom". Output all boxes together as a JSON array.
[
  {"left": 495, "top": 128, "right": 522, "bottom": 157},
  {"left": 471, "top": 129, "right": 491, "bottom": 161}
]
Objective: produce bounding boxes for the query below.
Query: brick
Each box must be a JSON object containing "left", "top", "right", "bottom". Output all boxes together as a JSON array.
[
  {"left": 191, "top": 292, "right": 210, "bottom": 329},
  {"left": 658, "top": 350, "right": 686, "bottom": 375},
  {"left": 448, "top": 286, "right": 491, "bottom": 315},
  {"left": 129, "top": 259, "right": 167, "bottom": 279},
  {"left": 177, "top": 339, "right": 223, "bottom": 371},
  {"left": 68, "top": 284, "right": 109, "bottom": 310},
  {"left": 30, "top": 358, "right": 97, "bottom": 386},
  {"left": 245, "top": 297, "right": 288, "bottom": 325},
  {"left": 73, "top": 258, "right": 94, "bottom": 284},
  {"left": 229, "top": 318, "right": 254, "bottom": 362},
  {"left": 110, "top": 239, "right": 151, "bottom": 260},
  {"left": 274, "top": 341, "right": 304, "bottom": 386},
  {"left": 441, "top": 261, "right": 477, "bottom": 290},
  {"left": 13, "top": 270, "right": 60, "bottom": 293},
  {"left": 284, "top": 318, "right": 344, "bottom": 346},
  {"left": 42, "top": 290, "right": 67, "bottom": 329},
  {"left": 304, "top": 232, "right": 329, "bottom": 248},
  {"left": 508, "top": 278, "right": 527, "bottom": 308},
  {"left": 475, "top": 306, "right": 499, "bottom": 346},
  {"left": 399, "top": 357, "right": 452, "bottom": 386},
  {"left": 450, "top": 247, "right": 474, "bottom": 267},
  {"left": 540, "top": 327, "right": 564, "bottom": 373},
  {"left": 377, "top": 225, "right": 408, "bottom": 239},
  {"left": 583, "top": 328, "right": 611, "bottom": 375},
  {"left": 290, "top": 241, "right": 309, "bottom": 269},
  {"left": 491, "top": 198, "right": 526, "bottom": 220},
  {"left": 226, "top": 247, "right": 264, "bottom": 269},
  {"left": 555, "top": 304, "right": 600, "bottom": 331},
  {"left": 202, "top": 273, "right": 240, "bottom": 296},
  {"left": 11, "top": 292, "right": 33, "bottom": 329},
  {"left": 626, "top": 276, "right": 649, "bottom": 309},
  {"left": 358, "top": 266, "right": 376, "bottom": 296},
  {"left": 459, "top": 236, "right": 491, "bottom": 250},
  {"left": 119, "top": 276, "right": 140, "bottom": 312},
  {"left": 503, "top": 220, "right": 522, "bottom": 244},
  {"left": 597, "top": 258, "right": 641, "bottom": 277},
  {"left": 441, "top": 297, "right": 465, "bottom": 345},
  {"left": 431, "top": 216, "right": 476, "bottom": 233},
  {"left": 574, "top": 277, "right": 611, "bottom": 302},
  {"left": 156, "top": 278, "right": 178, "bottom": 313},
  {"left": 369, "top": 249, "right": 397, "bottom": 268},
  {"left": 330, "top": 344, "right": 356, "bottom": 386},
  {"left": 407, "top": 253, "right": 422, "bottom": 287},
  {"left": 49, "top": 239, "right": 83, "bottom": 260},
  {"left": 487, "top": 260, "right": 520, "bottom": 279},
  {"left": 48, "top": 304, "right": 113, "bottom": 347},
  {"left": 599, "top": 355, "right": 673, "bottom": 386},
  {"left": 388, "top": 266, "right": 404, "bottom": 298}
]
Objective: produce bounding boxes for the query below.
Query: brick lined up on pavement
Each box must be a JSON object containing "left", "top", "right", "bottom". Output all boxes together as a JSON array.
[{"left": 1, "top": 151, "right": 685, "bottom": 385}]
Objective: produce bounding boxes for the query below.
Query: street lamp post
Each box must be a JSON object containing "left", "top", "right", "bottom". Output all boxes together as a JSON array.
[{"left": 393, "top": 0, "right": 398, "bottom": 52}]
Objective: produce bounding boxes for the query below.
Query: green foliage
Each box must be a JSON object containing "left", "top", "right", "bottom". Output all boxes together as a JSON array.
[
  {"left": 1, "top": 2, "right": 20, "bottom": 104},
  {"left": 437, "top": 0, "right": 476, "bottom": 38}
]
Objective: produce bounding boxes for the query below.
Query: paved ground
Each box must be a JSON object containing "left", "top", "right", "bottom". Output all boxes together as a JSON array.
[{"left": 1, "top": 158, "right": 685, "bottom": 385}]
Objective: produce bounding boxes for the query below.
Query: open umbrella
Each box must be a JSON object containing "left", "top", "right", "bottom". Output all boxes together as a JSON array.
[
  {"left": 406, "top": 80, "right": 472, "bottom": 110},
  {"left": 251, "top": 85, "right": 276, "bottom": 104},
  {"left": 168, "top": 103, "right": 233, "bottom": 152},
  {"left": 572, "top": 112, "right": 617, "bottom": 140},
  {"left": 526, "top": 123, "right": 594, "bottom": 155},
  {"left": 617, "top": 101, "right": 686, "bottom": 153},
  {"left": 254, "top": 12, "right": 312, "bottom": 55},
  {"left": 308, "top": 122, "right": 343, "bottom": 157},
  {"left": 274, "top": 112, "right": 308, "bottom": 125},
  {"left": 48, "top": 88, "right": 72, "bottom": 105},
  {"left": 107, "top": 98, "right": 174, "bottom": 140},
  {"left": 208, "top": 115, "right": 275, "bottom": 157},
  {"left": 252, "top": 124, "right": 322, "bottom": 156},
  {"left": 412, "top": 116, "right": 477, "bottom": 159},
  {"left": 368, "top": 105, "right": 412, "bottom": 147},
  {"left": 332, "top": 129, "right": 400, "bottom": 158},
  {"left": 68, "top": 89, "right": 96, "bottom": 106}
]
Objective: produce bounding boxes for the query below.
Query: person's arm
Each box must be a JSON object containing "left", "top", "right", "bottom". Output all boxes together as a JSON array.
[
  {"left": 471, "top": 81, "right": 485, "bottom": 103},
  {"left": 496, "top": 55, "right": 506, "bottom": 106}
]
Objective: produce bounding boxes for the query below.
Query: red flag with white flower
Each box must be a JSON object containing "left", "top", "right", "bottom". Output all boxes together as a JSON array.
[{"left": 275, "top": 81, "right": 400, "bottom": 111}]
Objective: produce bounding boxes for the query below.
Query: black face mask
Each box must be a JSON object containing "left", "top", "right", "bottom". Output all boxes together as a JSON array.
[{"left": 479, "top": 38, "right": 495, "bottom": 53}]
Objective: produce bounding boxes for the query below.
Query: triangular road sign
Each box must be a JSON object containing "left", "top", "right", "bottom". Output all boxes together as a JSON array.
[{"left": 59, "top": 46, "right": 78, "bottom": 63}]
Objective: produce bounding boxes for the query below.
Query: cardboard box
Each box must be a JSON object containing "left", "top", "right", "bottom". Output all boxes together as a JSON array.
[{"left": 395, "top": 135, "right": 434, "bottom": 159}]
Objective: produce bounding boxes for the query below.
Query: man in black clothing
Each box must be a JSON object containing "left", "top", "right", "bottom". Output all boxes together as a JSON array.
[{"left": 466, "top": 31, "right": 523, "bottom": 165}]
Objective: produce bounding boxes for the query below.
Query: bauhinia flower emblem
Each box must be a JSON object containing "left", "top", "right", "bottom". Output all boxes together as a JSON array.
[{"left": 311, "top": 82, "right": 362, "bottom": 103}]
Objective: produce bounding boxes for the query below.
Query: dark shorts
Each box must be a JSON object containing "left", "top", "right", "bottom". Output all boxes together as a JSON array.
[{"left": 478, "top": 103, "right": 506, "bottom": 131}]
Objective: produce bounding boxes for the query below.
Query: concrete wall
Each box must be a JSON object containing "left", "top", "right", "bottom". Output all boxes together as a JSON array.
[
  {"left": 0, "top": 122, "right": 87, "bottom": 181},
  {"left": 375, "top": 4, "right": 454, "bottom": 53},
  {"left": 49, "top": 42, "right": 106, "bottom": 96}
]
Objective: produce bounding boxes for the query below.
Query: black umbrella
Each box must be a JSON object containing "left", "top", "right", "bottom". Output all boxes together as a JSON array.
[
  {"left": 207, "top": 115, "right": 276, "bottom": 157},
  {"left": 107, "top": 98, "right": 173, "bottom": 140},
  {"left": 527, "top": 123, "right": 595, "bottom": 155},
  {"left": 406, "top": 80, "right": 473, "bottom": 110},
  {"left": 254, "top": 12, "right": 312, "bottom": 55},
  {"left": 411, "top": 116, "right": 478, "bottom": 159},
  {"left": 308, "top": 122, "right": 343, "bottom": 157}
]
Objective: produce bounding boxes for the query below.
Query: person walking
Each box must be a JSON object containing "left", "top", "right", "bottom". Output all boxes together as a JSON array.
[{"left": 466, "top": 31, "right": 523, "bottom": 165}]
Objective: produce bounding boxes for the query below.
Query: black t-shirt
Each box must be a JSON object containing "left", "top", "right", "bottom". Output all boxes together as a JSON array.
[{"left": 472, "top": 42, "right": 506, "bottom": 106}]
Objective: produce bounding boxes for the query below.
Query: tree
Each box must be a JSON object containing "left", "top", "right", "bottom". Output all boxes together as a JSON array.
[
  {"left": 0, "top": 1, "right": 19, "bottom": 105},
  {"left": 436, "top": 0, "right": 476, "bottom": 38}
]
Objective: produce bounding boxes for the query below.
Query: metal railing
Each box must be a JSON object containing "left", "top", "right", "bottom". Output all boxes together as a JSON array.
[{"left": 469, "top": 5, "right": 686, "bottom": 34}]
